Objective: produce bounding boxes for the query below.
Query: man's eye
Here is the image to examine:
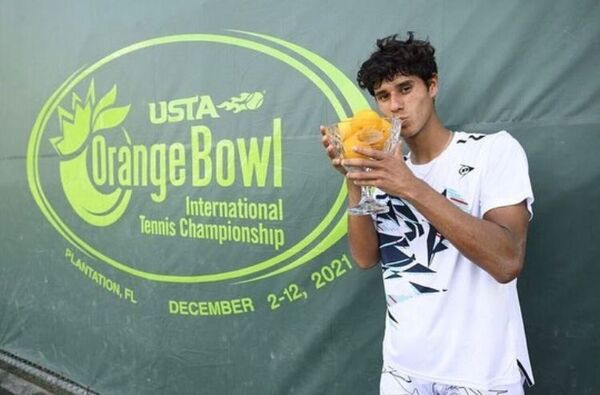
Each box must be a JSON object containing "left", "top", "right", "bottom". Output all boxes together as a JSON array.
[
  {"left": 377, "top": 94, "right": 389, "bottom": 101},
  {"left": 400, "top": 86, "right": 411, "bottom": 93}
]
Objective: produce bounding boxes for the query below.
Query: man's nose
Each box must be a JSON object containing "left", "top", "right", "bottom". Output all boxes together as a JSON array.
[{"left": 389, "top": 93, "right": 404, "bottom": 112}]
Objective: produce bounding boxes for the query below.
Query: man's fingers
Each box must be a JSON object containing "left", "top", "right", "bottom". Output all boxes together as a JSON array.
[
  {"left": 342, "top": 158, "right": 370, "bottom": 168},
  {"left": 392, "top": 142, "right": 403, "bottom": 158},
  {"left": 326, "top": 145, "right": 338, "bottom": 160},
  {"left": 353, "top": 145, "right": 386, "bottom": 160}
]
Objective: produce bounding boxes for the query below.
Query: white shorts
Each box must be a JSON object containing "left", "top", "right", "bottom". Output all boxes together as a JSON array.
[{"left": 380, "top": 366, "right": 525, "bottom": 395}]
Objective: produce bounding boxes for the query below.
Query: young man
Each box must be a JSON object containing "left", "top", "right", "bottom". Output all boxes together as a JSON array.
[{"left": 321, "top": 33, "right": 534, "bottom": 394}]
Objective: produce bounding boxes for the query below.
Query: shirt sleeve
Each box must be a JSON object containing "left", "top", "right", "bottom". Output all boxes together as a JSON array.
[{"left": 480, "top": 131, "right": 534, "bottom": 219}]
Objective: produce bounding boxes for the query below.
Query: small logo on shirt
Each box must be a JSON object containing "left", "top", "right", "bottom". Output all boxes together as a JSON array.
[
  {"left": 457, "top": 134, "right": 486, "bottom": 144},
  {"left": 458, "top": 164, "right": 474, "bottom": 176},
  {"left": 444, "top": 188, "right": 470, "bottom": 212}
]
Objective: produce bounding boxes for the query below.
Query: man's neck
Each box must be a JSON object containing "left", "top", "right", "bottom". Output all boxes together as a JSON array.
[{"left": 405, "top": 115, "right": 452, "bottom": 164}]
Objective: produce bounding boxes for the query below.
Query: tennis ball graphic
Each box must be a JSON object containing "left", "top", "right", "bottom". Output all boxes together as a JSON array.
[
  {"left": 217, "top": 91, "right": 265, "bottom": 113},
  {"left": 244, "top": 91, "right": 265, "bottom": 110}
]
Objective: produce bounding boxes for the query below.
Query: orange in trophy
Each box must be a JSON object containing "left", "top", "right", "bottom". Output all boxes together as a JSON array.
[
  {"left": 340, "top": 109, "right": 391, "bottom": 159},
  {"left": 323, "top": 110, "right": 400, "bottom": 215}
]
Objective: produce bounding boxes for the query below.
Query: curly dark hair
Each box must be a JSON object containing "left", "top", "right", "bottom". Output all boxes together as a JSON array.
[{"left": 357, "top": 32, "right": 438, "bottom": 96}]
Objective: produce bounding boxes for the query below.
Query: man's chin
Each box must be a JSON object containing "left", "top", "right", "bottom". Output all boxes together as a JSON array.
[{"left": 400, "top": 128, "right": 413, "bottom": 139}]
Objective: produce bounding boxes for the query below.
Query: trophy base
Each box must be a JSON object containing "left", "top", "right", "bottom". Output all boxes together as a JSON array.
[{"left": 348, "top": 201, "right": 389, "bottom": 216}]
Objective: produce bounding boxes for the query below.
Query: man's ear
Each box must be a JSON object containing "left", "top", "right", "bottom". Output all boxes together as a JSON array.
[{"left": 428, "top": 74, "right": 439, "bottom": 98}]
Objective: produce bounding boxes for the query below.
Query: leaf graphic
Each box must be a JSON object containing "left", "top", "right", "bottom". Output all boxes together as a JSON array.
[
  {"left": 85, "top": 79, "right": 96, "bottom": 106},
  {"left": 52, "top": 106, "right": 72, "bottom": 156},
  {"left": 93, "top": 85, "right": 117, "bottom": 125},
  {"left": 57, "top": 105, "right": 73, "bottom": 126},
  {"left": 49, "top": 136, "right": 63, "bottom": 155},
  {"left": 52, "top": 80, "right": 130, "bottom": 156},
  {"left": 93, "top": 105, "right": 130, "bottom": 132},
  {"left": 71, "top": 93, "right": 83, "bottom": 111},
  {"left": 55, "top": 103, "right": 91, "bottom": 156}
]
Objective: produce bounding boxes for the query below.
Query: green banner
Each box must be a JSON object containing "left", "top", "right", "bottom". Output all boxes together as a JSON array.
[{"left": 1, "top": 1, "right": 600, "bottom": 394}]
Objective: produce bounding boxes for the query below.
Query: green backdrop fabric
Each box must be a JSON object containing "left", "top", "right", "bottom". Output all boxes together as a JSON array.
[{"left": 1, "top": 1, "right": 599, "bottom": 394}]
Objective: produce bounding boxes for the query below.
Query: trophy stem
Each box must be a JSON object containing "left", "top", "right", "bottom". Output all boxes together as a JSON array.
[{"left": 348, "top": 183, "right": 389, "bottom": 216}]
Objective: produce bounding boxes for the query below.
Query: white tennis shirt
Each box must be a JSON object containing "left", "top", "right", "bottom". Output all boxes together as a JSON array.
[{"left": 374, "top": 131, "right": 534, "bottom": 389}]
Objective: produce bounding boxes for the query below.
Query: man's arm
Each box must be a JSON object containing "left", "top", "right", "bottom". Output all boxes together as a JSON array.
[
  {"left": 345, "top": 145, "right": 529, "bottom": 283},
  {"left": 408, "top": 179, "right": 529, "bottom": 283},
  {"left": 346, "top": 180, "right": 380, "bottom": 269}
]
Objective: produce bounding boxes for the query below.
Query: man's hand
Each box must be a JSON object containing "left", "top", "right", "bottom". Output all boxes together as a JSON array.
[
  {"left": 320, "top": 125, "right": 346, "bottom": 175},
  {"left": 342, "top": 142, "right": 420, "bottom": 199}
]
